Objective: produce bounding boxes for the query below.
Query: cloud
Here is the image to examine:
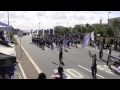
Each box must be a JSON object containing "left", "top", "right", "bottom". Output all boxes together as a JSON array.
[{"left": 0, "top": 11, "right": 119, "bottom": 30}]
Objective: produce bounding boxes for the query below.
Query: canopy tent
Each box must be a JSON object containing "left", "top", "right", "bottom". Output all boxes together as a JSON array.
[
  {"left": 0, "top": 22, "right": 13, "bottom": 30},
  {"left": 0, "top": 39, "right": 16, "bottom": 65}
]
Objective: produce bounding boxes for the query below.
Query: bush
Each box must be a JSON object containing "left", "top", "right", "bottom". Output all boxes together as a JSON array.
[{"left": 11, "top": 36, "right": 18, "bottom": 45}]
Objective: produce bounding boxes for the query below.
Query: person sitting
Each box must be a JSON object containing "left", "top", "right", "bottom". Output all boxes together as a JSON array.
[{"left": 37, "top": 73, "right": 47, "bottom": 79}]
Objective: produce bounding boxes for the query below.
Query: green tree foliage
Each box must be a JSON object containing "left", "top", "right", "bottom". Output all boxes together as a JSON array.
[
  {"left": 105, "top": 26, "right": 114, "bottom": 37},
  {"left": 112, "top": 18, "right": 120, "bottom": 36},
  {"left": 85, "top": 23, "right": 94, "bottom": 33}
]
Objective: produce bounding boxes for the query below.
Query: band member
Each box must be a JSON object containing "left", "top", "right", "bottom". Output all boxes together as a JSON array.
[
  {"left": 59, "top": 44, "right": 64, "bottom": 64},
  {"left": 107, "top": 47, "right": 112, "bottom": 66}
]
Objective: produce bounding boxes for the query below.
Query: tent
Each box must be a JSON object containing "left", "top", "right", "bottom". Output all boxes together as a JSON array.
[
  {"left": 0, "top": 39, "right": 16, "bottom": 65},
  {"left": 0, "top": 22, "right": 13, "bottom": 30}
]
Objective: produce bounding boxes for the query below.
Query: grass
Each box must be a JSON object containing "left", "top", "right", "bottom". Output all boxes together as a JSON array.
[
  {"left": 11, "top": 36, "right": 18, "bottom": 45},
  {"left": 100, "top": 37, "right": 120, "bottom": 42}
]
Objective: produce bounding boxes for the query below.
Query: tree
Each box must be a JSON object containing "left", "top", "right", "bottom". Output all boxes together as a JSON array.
[
  {"left": 112, "top": 18, "right": 120, "bottom": 36},
  {"left": 85, "top": 23, "right": 94, "bottom": 33},
  {"left": 81, "top": 26, "right": 86, "bottom": 33},
  {"left": 95, "top": 25, "right": 105, "bottom": 36},
  {"left": 64, "top": 27, "right": 70, "bottom": 34},
  {"left": 105, "top": 26, "right": 114, "bottom": 37},
  {"left": 74, "top": 25, "right": 82, "bottom": 33}
]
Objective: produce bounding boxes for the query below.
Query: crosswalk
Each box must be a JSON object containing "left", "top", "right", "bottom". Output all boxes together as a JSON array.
[
  {"left": 53, "top": 64, "right": 119, "bottom": 79},
  {"left": 53, "top": 68, "right": 90, "bottom": 79}
]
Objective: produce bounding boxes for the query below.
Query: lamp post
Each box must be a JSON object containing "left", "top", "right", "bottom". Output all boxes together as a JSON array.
[{"left": 108, "top": 12, "right": 111, "bottom": 26}]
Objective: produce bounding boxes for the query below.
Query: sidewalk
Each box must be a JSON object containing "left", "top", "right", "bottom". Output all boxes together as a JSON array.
[{"left": 15, "top": 36, "right": 40, "bottom": 79}]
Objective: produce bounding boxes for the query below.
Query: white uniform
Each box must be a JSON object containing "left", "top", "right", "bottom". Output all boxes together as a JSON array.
[{"left": 54, "top": 72, "right": 67, "bottom": 79}]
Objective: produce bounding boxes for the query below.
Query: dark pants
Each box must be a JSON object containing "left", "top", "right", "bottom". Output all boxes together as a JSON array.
[
  {"left": 107, "top": 55, "right": 110, "bottom": 65},
  {"left": 99, "top": 51, "right": 103, "bottom": 59},
  {"left": 91, "top": 65, "right": 97, "bottom": 79},
  {"left": 59, "top": 53, "right": 63, "bottom": 63}
]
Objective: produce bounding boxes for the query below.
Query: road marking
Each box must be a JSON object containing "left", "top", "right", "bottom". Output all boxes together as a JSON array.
[
  {"left": 97, "top": 65, "right": 115, "bottom": 75},
  {"left": 53, "top": 69, "right": 84, "bottom": 79},
  {"left": 54, "top": 70, "right": 71, "bottom": 79},
  {"left": 18, "top": 62, "right": 27, "bottom": 79},
  {"left": 15, "top": 37, "right": 42, "bottom": 75},
  {"left": 78, "top": 65, "right": 105, "bottom": 78},
  {"left": 66, "top": 69, "right": 84, "bottom": 78}
]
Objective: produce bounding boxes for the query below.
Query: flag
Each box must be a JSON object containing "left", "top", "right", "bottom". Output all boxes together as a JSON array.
[
  {"left": 81, "top": 33, "right": 90, "bottom": 48},
  {"left": 91, "top": 31, "right": 98, "bottom": 49},
  {"left": 91, "top": 31, "right": 94, "bottom": 41},
  {"left": 93, "top": 43, "right": 98, "bottom": 49}
]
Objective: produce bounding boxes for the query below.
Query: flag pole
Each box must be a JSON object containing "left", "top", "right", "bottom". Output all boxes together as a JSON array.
[{"left": 89, "top": 31, "right": 91, "bottom": 51}]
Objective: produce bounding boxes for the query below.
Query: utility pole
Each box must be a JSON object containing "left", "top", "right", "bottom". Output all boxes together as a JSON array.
[
  {"left": 7, "top": 11, "right": 9, "bottom": 25},
  {"left": 108, "top": 12, "right": 111, "bottom": 26}
]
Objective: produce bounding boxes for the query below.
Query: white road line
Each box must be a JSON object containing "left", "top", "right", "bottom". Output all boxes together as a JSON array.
[
  {"left": 16, "top": 37, "right": 42, "bottom": 74},
  {"left": 18, "top": 62, "right": 27, "bottom": 79},
  {"left": 78, "top": 65, "right": 105, "bottom": 78}
]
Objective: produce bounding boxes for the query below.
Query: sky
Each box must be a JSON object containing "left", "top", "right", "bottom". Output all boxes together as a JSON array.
[{"left": 0, "top": 11, "right": 120, "bottom": 31}]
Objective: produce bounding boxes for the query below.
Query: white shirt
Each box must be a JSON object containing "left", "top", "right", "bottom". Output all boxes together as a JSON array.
[
  {"left": 54, "top": 72, "right": 67, "bottom": 79},
  {"left": 99, "top": 45, "right": 103, "bottom": 51}
]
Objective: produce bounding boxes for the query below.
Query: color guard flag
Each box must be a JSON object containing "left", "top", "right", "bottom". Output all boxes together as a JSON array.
[
  {"left": 81, "top": 33, "right": 90, "bottom": 48},
  {"left": 91, "top": 31, "right": 94, "bottom": 41}
]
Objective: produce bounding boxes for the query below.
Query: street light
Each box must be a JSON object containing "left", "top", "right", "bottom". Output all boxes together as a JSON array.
[{"left": 108, "top": 12, "right": 111, "bottom": 26}]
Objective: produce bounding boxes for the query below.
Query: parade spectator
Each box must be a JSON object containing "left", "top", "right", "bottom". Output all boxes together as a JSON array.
[
  {"left": 98, "top": 44, "right": 103, "bottom": 59},
  {"left": 59, "top": 44, "right": 63, "bottom": 64},
  {"left": 52, "top": 66, "right": 66, "bottom": 79},
  {"left": 37, "top": 73, "right": 47, "bottom": 79},
  {"left": 107, "top": 47, "right": 112, "bottom": 66}
]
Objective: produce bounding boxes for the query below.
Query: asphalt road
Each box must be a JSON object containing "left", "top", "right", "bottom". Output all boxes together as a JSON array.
[{"left": 15, "top": 35, "right": 120, "bottom": 79}]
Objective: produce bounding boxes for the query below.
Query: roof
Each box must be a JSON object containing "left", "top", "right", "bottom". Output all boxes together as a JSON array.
[{"left": 0, "top": 21, "right": 13, "bottom": 30}]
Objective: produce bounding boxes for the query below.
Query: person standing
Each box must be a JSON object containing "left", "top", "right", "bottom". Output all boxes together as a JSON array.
[
  {"left": 59, "top": 44, "right": 63, "bottom": 64},
  {"left": 98, "top": 44, "right": 103, "bottom": 59},
  {"left": 89, "top": 51, "right": 97, "bottom": 79},
  {"left": 107, "top": 47, "right": 112, "bottom": 66}
]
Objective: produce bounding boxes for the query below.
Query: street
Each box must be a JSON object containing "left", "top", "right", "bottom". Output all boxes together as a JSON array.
[{"left": 15, "top": 35, "right": 120, "bottom": 79}]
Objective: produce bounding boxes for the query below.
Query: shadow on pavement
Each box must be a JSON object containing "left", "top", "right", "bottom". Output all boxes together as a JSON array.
[
  {"left": 109, "top": 67, "right": 120, "bottom": 76},
  {"left": 52, "top": 62, "right": 58, "bottom": 65},
  {"left": 97, "top": 58, "right": 107, "bottom": 63}
]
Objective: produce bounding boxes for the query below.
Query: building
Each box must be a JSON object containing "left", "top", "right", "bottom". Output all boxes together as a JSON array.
[
  {"left": 109, "top": 17, "right": 120, "bottom": 26},
  {"left": 92, "top": 19, "right": 108, "bottom": 27}
]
